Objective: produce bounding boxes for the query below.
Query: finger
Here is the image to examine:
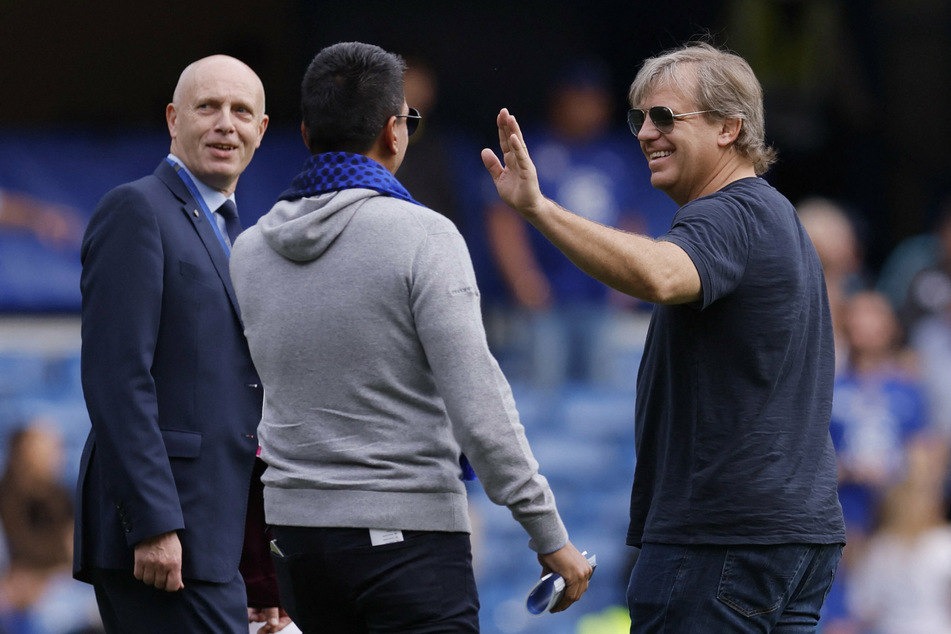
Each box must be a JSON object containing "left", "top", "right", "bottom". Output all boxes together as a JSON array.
[
  {"left": 139, "top": 564, "right": 155, "bottom": 587},
  {"left": 257, "top": 617, "right": 288, "bottom": 634},
  {"left": 503, "top": 109, "right": 523, "bottom": 142},
  {"left": 481, "top": 148, "right": 503, "bottom": 180},
  {"left": 551, "top": 578, "right": 588, "bottom": 613},
  {"left": 166, "top": 568, "right": 185, "bottom": 592},
  {"left": 551, "top": 594, "right": 574, "bottom": 613},
  {"left": 500, "top": 111, "right": 527, "bottom": 157},
  {"left": 496, "top": 108, "right": 514, "bottom": 153},
  {"left": 152, "top": 569, "right": 168, "bottom": 591},
  {"left": 508, "top": 132, "right": 533, "bottom": 174},
  {"left": 508, "top": 133, "right": 525, "bottom": 167}
]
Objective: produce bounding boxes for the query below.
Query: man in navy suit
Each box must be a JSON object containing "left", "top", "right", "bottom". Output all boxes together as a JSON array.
[{"left": 74, "top": 54, "right": 289, "bottom": 633}]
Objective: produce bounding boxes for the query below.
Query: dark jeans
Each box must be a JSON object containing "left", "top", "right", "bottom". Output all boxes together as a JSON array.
[
  {"left": 270, "top": 526, "right": 480, "bottom": 633},
  {"left": 627, "top": 543, "right": 843, "bottom": 633}
]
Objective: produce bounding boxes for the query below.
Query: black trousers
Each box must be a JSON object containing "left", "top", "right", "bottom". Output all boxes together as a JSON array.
[
  {"left": 270, "top": 526, "right": 480, "bottom": 633},
  {"left": 89, "top": 568, "right": 247, "bottom": 633}
]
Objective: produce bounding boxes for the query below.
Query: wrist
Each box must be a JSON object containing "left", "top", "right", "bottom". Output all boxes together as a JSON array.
[{"left": 519, "top": 195, "right": 552, "bottom": 223}]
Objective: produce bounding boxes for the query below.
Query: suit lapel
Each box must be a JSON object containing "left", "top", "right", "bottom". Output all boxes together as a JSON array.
[{"left": 154, "top": 161, "right": 243, "bottom": 317}]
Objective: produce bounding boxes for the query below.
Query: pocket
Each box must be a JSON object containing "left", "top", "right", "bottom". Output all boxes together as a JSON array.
[
  {"left": 717, "top": 544, "right": 810, "bottom": 617},
  {"left": 161, "top": 429, "right": 202, "bottom": 458},
  {"left": 179, "top": 260, "right": 217, "bottom": 287},
  {"left": 269, "top": 545, "right": 312, "bottom": 628}
]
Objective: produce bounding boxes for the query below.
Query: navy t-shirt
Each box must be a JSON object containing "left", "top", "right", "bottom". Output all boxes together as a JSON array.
[{"left": 626, "top": 177, "right": 846, "bottom": 547}]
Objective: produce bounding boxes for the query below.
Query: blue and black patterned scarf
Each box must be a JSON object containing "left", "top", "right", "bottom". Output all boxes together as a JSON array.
[{"left": 279, "top": 152, "right": 422, "bottom": 206}]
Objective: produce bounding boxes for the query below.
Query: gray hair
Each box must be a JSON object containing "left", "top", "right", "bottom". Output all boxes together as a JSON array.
[{"left": 628, "top": 42, "right": 777, "bottom": 175}]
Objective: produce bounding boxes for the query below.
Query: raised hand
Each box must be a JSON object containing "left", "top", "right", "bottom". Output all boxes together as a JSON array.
[{"left": 481, "top": 108, "right": 547, "bottom": 218}]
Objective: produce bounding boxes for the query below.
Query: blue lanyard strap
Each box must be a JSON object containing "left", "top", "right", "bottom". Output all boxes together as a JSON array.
[{"left": 167, "top": 158, "right": 232, "bottom": 256}]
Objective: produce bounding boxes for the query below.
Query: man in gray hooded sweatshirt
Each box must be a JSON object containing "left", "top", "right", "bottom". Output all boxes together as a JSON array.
[{"left": 229, "top": 41, "right": 592, "bottom": 633}]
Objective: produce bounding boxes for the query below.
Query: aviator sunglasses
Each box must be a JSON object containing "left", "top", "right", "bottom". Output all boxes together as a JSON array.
[
  {"left": 627, "top": 106, "right": 715, "bottom": 136},
  {"left": 394, "top": 107, "right": 422, "bottom": 136}
]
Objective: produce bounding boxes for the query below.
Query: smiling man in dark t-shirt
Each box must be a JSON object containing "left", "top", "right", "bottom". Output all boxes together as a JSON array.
[{"left": 483, "top": 41, "right": 845, "bottom": 633}]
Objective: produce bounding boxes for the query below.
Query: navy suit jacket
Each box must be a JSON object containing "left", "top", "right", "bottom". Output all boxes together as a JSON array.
[{"left": 74, "top": 160, "right": 264, "bottom": 584}]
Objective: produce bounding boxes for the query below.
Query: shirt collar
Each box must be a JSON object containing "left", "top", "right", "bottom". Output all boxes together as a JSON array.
[{"left": 167, "top": 154, "right": 236, "bottom": 212}]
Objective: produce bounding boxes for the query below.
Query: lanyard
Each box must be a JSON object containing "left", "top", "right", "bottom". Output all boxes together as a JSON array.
[{"left": 167, "top": 158, "right": 232, "bottom": 257}]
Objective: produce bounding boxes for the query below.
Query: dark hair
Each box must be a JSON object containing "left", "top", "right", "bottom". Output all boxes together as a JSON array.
[{"left": 301, "top": 42, "right": 406, "bottom": 154}]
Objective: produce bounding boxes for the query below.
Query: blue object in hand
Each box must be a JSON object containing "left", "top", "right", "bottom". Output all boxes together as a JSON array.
[{"left": 526, "top": 552, "right": 597, "bottom": 615}]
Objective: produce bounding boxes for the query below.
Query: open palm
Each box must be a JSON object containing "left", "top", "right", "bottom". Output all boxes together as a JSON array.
[{"left": 481, "top": 108, "right": 546, "bottom": 216}]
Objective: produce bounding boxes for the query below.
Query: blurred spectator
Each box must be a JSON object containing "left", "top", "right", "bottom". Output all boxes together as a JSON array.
[
  {"left": 830, "top": 291, "right": 927, "bottom": 537},
  {"left": 0, "top": 189, "right": 84, "bottom": 249},
  {"left": 898, "top": 198, "right": 951, "bottom": 338},
  {"left": 905, "top": 202, "right": 951, "bottom": 438},
  {"left": 395, "top": 58, "right": 498, "bottom": 301},
  {"left": 0, "top": 421, "right": 71, "bottom": 570},
  {"left": 0, "top": 420, "right": 103, "bottom": 634},
  {"left": 877, "top": 230, "right": 942, "bottom": 325},
  {"left": 823, "top": 291, "right": 930, "bottom": 633},
  {"left": 798, "top": 197, "right": 869, "bottom": 374},
  {"left": 848, "top": 441, "right": 951, "bottom": 634},
  {"left": 397, "top": 58, "right": 464, "bottom": 228},
  {"left": 484, "top": 57, "right": 675, "bottom": 387},
  {"left": 909, "top": 301, "right": 951, "bottom": 439}
]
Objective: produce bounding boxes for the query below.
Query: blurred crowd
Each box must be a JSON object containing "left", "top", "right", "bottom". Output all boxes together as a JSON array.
[
  {"left": 798, "top": 195, "right": 951, "bottom": 634},
  {"left": 0, "top": 421, "right": 103, "bottom": 633}
]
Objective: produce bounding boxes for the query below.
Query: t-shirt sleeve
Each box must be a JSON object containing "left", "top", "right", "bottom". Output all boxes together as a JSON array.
[{"left": 660, "top": 197, "right": 751, "bottom": 309}]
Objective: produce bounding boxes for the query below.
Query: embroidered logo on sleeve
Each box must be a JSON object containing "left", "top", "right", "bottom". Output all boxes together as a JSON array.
[{"left": 450, "top": 285, "right": 479, "bottom": 297}]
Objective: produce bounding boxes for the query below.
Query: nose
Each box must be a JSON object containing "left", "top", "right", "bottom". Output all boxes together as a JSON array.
[
  {"left": 636, "top": 117, "right": 662, "bottom": 142},
  {"left": 214, "top": 107, "right": 236, "bottom": 133}
]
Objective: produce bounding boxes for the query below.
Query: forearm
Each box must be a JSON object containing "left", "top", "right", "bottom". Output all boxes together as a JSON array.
[
  {"left": 483, "top": 108, "right": 700, "bottom": 305},
  {"left": 522, "top": 197, "right": 701, "bottom": 305},
  {"left": 412, "top": 232, "right": 567, "bottom": 552}
]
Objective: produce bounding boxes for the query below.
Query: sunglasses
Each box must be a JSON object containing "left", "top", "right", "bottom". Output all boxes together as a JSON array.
[
  {"left": 627, "top": 106, "right": 716, "bottom": 136},
  {"left": 394, "top": 107, "right": 422, "bottom": 136}
]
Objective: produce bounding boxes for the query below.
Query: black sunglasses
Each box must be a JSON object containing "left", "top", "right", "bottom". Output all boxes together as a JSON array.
[
  {"left": 627, "top": 106, "right": 715, "bottom": 136},
  {"left": 394, "top": 107, "right": 422, "bottom": 136}
]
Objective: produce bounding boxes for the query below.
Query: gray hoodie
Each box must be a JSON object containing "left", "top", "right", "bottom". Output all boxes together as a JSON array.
[{"left": 230, "top": 188, "right": 568, "bottom": 553}]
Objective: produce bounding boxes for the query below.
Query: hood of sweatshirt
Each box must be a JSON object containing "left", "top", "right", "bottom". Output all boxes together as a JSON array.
[{"left": 258, "top": 188, "right": 377, "bottom": 263}]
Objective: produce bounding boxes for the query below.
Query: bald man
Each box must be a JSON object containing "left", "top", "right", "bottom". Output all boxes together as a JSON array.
[{"left": 74, "top": 55, "right": 288, "bottom": 632}]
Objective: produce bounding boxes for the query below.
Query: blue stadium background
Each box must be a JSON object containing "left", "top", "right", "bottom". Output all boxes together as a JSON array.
[{"left": 3, "top": 0, "right": 951, "bottom": 632}]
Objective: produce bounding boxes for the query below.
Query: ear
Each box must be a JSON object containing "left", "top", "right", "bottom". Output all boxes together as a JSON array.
[
  {"left": 381, "top": 115, "right": 399, "bottom": 156},
  {"left": 166, "top": 103, "right": 178, "bottom": 139},
  {"left": 366, "top": 116, "right": 401, "bottom": 172},
  {"left": 717, "top": 117, "right": 743, "bottom": 148},
  {"left": 254, "top": 114, "right": 269, "bottom": 149},
  {"left": 300, "top": 121, "right": 311, "bottom": 152}
]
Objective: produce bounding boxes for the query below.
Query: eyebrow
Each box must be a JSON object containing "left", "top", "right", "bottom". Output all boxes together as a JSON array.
[{"left": 194, "top": 96, "right": 257, "bottom": 112}]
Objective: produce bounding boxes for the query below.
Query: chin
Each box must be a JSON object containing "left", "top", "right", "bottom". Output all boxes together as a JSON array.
[{"left": 649, "top": 174, "right": 673, "bottom": 193}]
